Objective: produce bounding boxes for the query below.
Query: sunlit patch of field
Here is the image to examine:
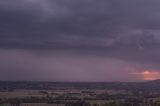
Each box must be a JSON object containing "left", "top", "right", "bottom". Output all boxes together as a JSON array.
[{"left": 0, "top": 89, "right": 82, "bottom": 99}]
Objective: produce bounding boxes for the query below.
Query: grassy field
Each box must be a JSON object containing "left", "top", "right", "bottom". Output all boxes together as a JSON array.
[{"left": 0, "top": 90, "right": 45, "bottom": 98}]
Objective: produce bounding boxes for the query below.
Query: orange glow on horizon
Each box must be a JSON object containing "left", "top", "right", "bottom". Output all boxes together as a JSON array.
[
  {"left": 132, "top": 70, "right": 160, "bottom": 81},
  {"left": 142, "top": 71, "right": 160, "bottom": 80}
]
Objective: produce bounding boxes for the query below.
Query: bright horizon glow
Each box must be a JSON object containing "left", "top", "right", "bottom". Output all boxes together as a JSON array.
[
  {"left": 142, "top": 71, "right": 160, "bottom": 81},
  {"left": 132, "top": 70, "right": 160, "bottom": 81}
]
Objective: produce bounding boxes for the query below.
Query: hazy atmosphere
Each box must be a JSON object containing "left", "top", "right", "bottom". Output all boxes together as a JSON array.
[{"left": 1, "top": 0, "right": 160, "bottom": 82}]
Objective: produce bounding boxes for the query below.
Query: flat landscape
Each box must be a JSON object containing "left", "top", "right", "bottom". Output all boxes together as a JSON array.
[{"left": 0, "top": 81, "right": 160, "bottom": 106}]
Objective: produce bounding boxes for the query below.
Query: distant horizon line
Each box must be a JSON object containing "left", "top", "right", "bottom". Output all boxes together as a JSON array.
[{"left": 0, "top": 80, "right": 155, "bottom": 83}]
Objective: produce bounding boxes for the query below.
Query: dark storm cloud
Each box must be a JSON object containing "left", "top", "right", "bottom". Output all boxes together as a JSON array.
[
  {"left": 1, "top": 0, "right": 160, "bottom": 49},
  {"left": 0, "top": 0, "right": 160, "bottom": 81}
]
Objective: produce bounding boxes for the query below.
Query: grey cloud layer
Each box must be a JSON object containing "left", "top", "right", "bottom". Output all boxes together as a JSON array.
[
  {"left": 0, "top": 49, "right": 138, "bottom": 81},
  {"left": 1, "top": 0, "right": 160, "bottom": 49},
  {"left": 0, "top": 0, "right": 160, "bottom": 81}
]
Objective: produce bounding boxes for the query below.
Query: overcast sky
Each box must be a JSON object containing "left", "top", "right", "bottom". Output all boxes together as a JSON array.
[{"left": 0, "top": 0, "right": 160, "bottom": 82}]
